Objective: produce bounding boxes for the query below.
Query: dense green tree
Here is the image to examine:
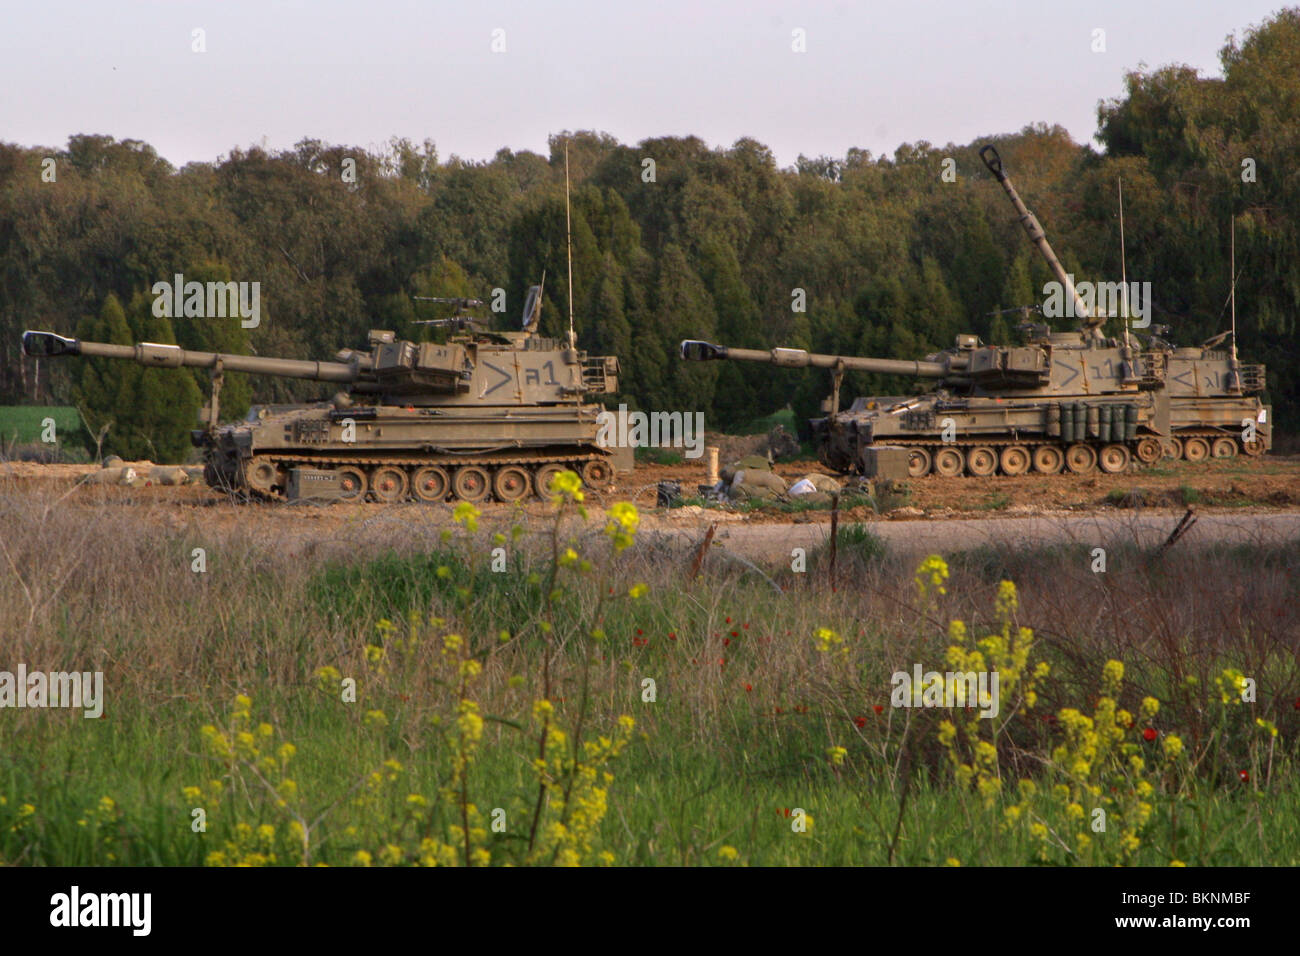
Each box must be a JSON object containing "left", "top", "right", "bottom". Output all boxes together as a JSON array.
[
  {"left": 8, "top": 9, "right": 1300, "bottom": 439},
  {"left": 72, "top": 295, "right": 137, "bottom": 455}
]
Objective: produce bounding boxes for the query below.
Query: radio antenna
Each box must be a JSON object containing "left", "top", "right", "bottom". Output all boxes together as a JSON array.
[
  {"left": 564, "top": 140, "right": 576, "bottom": 349},
  {"left": 1226, "top": 215, "right": 1242, "bottom": 392},
  {"left": 1118, "top": 177, "right": 1131, "bottom": 347},
  {"left": 1230, "top": 215, "right": 1237, "bottom": 347}
]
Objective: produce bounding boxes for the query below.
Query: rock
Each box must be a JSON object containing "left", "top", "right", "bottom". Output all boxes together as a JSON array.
[
  {"left": 149, "top": 466, "right": 190, "bottom": 486},
  {"left": 799, "top": 472, "right": 842, "bottom": 493},
  {"left": 732, "top": 469, "right": 787, "bottom": 494},
  {"left": 730, "top": 483, "right": 780, "bottom": 501},
  {"left": 84, "top": 468, "right": 122, "bottom": 485},
  {"left": 721, "top": 453, "right": 773, "bottom": 484}
]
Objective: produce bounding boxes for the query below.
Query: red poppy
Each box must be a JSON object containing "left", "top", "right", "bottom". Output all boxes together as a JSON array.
[
  {"left": 730, "top": 631, "right": 739, "bottom": 638},
  {"left": 1239, "top": 770, "right": 1250, "bottom": 782},
  {"left": 873, "top": 704, "right": 884, "bottom": 715},
  {"left": 854, "top": 717, "right": 867, "bottom": 729},
  {"left": 1142, "top": 728, "right": 1157, "bottom": 742},
  {"left": 725, "top": 617, "right": 731, "bottom": 624},
  {"left": 636, "top": 628, "right": 642, "bottom": 635},
  {"left": 668, "top": 633, "right": 676, "bottom": 640},
  {"left": 1294, "top": 697, "right": 1300, "bottom": 710},
  {"left": 775, "top": 706, "right": 783, "bottom": 714},
  {"left": 745, "top": 684, "right": 753, "bottom": 692},
  {"left": 723, "top": 638, "right": 731, "bottom": 646},
  {"left": 743, "top": 623, "right": 750, "bottom": 630}
]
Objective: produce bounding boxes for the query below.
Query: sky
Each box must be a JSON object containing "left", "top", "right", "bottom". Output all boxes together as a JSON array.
[{"left": 0, "top": 0, "right": 1288, "bottom": 168}]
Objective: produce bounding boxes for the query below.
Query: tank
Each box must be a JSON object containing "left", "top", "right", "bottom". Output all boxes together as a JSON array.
[
  {"left": 22, "top": 289, "right": 631, "bottom": 502},
  {"left": 980, "top": 144, "right": 1272, "bottom": 464},
  {"left": 678, "top": 149, "right": 1272, "bottom": 479},
  {"left": 682, "top": 331, "right": 1178, "bottom": 477}
]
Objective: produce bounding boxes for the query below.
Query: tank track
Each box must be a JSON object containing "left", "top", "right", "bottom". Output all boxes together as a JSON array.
[
  {"left": 858, "top": 431, "right": 1256, "bottom": 479},
  {"left": 230, "top": 449, "right": 615, "bottom": 503}
]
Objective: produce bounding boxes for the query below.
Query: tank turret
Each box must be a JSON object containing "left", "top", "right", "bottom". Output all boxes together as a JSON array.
[{"left": 23, "top": 288, "right": 629, "bottom": 502}]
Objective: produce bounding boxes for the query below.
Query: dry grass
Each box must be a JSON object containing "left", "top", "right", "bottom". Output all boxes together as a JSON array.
[{"left": 1, "top": 478, "right": 1298, "bottom": 864}]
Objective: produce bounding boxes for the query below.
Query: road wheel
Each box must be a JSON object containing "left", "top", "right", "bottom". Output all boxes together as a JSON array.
[
  {"left": 933, "top": 447, "right": 965, "bottom": 477},
  {"left": 493, "top": 466, "right": 532, "bottom": 502},
  {"left": 336, "top": 466, "right": 367, "bottom": 500},
  {"left": 999, "top": 445, "right": 1030, "bottom": 476},
  {"left": 1211, "top": 437, "right": 1238, "bottom": 459},
  {"left": 371, "top": 466, "right": 409, "bottom": 503},
  {"left": 1098, "top": 443, "right": 1131, "bottom": 474},
  {"left": 1163, "top": 437, "right": 1183, "bottom": 460},
  {"left": 581, "top": 458, "right": 613, "bottom": 488},
  {"left": 410, "top": 466, "right": 450, "bottom": 503},
  {"left": 534, "top": 463, "right": 566, "bottom": 498},
  {"left": 244, "top": 458, "right": 281, "bottom": 495},
  {"left": 966, "top": 446, "right": 997, "bottom": 477},
  {"left": 1242, "top": 436, "right": 1265, "bottom": 457},
  {"left": 452, "top": 465, "right": 491, "bottom": 502},
  {"left": 907, "top": 447, "right": 932, "bottom": 478},
  {"left": 1065, "top": 443, "right": 1097, "bottom": 474},
  {"left": 1182, "top": 437, "right": 1210, "bottom": 463},
  {"left": 1135, "top": 437, "right": 1162, "bottom": 464},
  {"left": 1032, "top": 445, "right": 1064, "bottom": 475}
]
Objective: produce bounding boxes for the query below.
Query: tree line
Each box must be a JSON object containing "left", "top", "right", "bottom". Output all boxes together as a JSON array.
[{"left": 3, "top": 9, "right": 1296, "bottom": 459}]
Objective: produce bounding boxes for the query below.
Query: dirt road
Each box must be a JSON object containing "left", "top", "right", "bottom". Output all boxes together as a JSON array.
[{"left": 4, "top": 455, "right": 1298, "bottom": 566}]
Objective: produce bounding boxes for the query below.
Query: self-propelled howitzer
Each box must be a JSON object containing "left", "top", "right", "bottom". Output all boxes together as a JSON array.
[
  {"left": 980, "top": 143, "right": 1272, "bottom": 463},
  {"left": 24, "top": 297, "right": 629, "bottom": 502},
  {"left": 682, "top": 328, "right": 1178, "bottom": 477}
]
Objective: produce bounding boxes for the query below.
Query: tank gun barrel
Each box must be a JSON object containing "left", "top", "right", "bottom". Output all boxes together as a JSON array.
[
  {"left": 680, "top": 340, "right": 947, "bottom": 377},
  {"left": 979, "top": 145, "right": 1096, "bottom": 330},
  {"left": 22, "top": 330, "right": 361, "bottom": 383}
]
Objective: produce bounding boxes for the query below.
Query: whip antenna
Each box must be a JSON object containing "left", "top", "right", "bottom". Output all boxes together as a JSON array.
[
  {"left": 1230, "top": 215, "right": 1237, "bottom": 347},
  {"left": 1119, "top": 177, "right": 1131, "bottom": 346},
  {"left": 564, "top": 140, "right": 576, "bottom": 349}
]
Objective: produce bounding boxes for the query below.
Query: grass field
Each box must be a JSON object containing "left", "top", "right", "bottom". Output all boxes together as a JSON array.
[
  {"left": 0, "top": 406, "right": 88, "bottom": 461},
  {"left": 2, "top": 476, "right": 1298, "bottom": 866}
]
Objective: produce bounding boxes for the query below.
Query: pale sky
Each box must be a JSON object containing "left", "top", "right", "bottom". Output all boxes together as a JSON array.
[{"left": 0, "top": 0, "right": 1286, "bottom": 167}]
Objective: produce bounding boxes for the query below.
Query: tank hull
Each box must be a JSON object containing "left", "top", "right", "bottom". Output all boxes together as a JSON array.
[
  {"left": 199, "top": 402, "right": 625, "bottom": 502},
  {"left": 815, "top": 389, "right": 1270, "bottom": 478}
]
